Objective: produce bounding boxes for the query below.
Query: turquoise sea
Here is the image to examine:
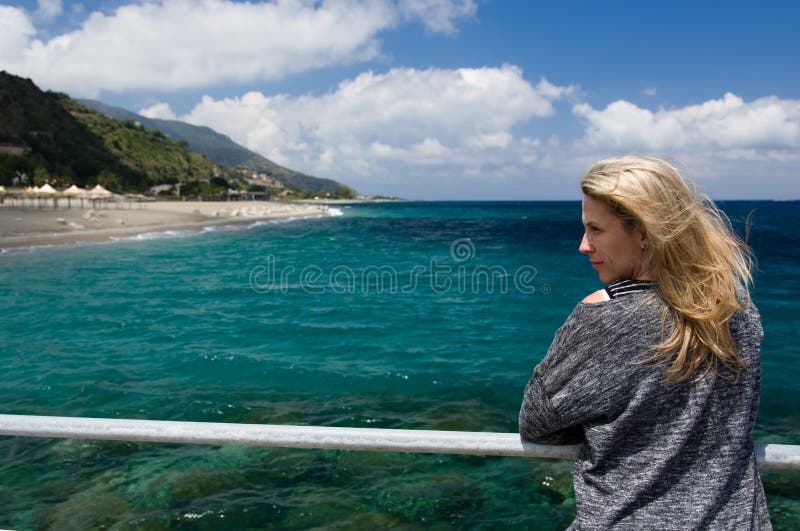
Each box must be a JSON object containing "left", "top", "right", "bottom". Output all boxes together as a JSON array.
[{"left": 0, "top": 201, "right": 798, "bottom": 529}]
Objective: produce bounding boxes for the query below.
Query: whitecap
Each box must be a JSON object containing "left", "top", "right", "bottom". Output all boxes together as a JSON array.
[
  {"left": 201, "top": 224, "right": 246, "bottom": 233},
  {"left": 110, "top": 229, "right": 201, "bottom": 242}
]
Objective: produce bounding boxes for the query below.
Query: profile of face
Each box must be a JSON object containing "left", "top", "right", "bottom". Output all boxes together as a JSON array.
[{"left": 579, "top": 195, "right": 648, "bottom": 284}]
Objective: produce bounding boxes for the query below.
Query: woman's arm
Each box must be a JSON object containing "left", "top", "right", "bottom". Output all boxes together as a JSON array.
[
  {"left": 519, "top": 371, "right": 585, "bottom": 444},
  {"left": 518, "top": 303, "right": 630, "bottom": 444}
]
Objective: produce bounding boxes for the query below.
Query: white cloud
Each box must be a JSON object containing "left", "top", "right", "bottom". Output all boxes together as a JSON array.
[
  {"left": 414, "top": 137, "right": 450, "bottom": 156},
  {"left": 0, "top": 7, "right": 36, "bottom": 63},
  {"left": 398, "top": 0, "right": 476, "bottom": 34},
  {"left": 183, "top": 66, "right": 575, "bottom": 193},
  {"left": 574, "top": 93, "right": 800, "bottom": 153},
  {"left": 36, "top": 0, "right": 63, "bottom": 20},
  {"left": 467, "top": 131, "right": 513, "bottom": 149},
  {"left": 535, "top": 77, "right": 576, "bottom": 101},
  {"left": 566, "top": 93, "right": 800, "bottom": 199},
  {"left": 1, "top": 0, "right": 397, "bottom": 97},
  {"left": 0, "top": 0, "right": 482, "bottom": 97},
  {"left": 139, "top": 102, "right": 176, "bottom": 120},
  {"left": 643, "top": 87, "right": 657, "bottom": 96}
]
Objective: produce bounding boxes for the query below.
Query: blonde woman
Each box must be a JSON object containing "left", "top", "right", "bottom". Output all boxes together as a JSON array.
[{"left": 519, "top": 156, "right": 771, "bottom": 530}]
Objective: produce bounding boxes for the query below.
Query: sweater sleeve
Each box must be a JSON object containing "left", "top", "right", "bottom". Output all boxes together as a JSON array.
[{"left": 519, "top": 304, "right": 634, "bottom": 445}]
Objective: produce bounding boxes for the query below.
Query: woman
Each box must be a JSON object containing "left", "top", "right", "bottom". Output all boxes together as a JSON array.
[{"left": 519, "top": 156, "right": 771, "bottom": 530}]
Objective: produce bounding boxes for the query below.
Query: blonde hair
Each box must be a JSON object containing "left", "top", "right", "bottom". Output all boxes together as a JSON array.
[{"left": 581, "top": 155, "right": 754, "bottom": 382}]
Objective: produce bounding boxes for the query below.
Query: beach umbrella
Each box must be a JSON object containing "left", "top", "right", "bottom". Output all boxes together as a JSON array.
[
  {"left": 29, "top": 186, "right": 42, "bottom": 207},
  {"left": 35, "top": 183, "right": 58, "bottom": 208},
  {"left": 88, "top": 184, "right": 114, "bottom": 208},
  {"left": 88, "top": 184, "right": 113, "bottom": 198},
  {"left": 63, "top": 185, "right": 87, "bottom": 197},
  {"left": 123, "top": 193, "right": 149, "bottom": 209},
  {"left": 63, "top": 184, "right": 89, "bottom": 209},
  {"left": 20, "top": 186, "right": 36, "bottom": 207}
]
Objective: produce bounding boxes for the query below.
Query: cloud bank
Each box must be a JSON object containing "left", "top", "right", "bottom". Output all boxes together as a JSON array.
[
  {"left": 574, "top": 93, "right": 800, "bottom": 154},
  {"left": 175, "top": 66, "right": 575, "bottom": 194},
  {"left": 568, "top": 93, "right": 800, "bottom": 197},
  {"left": 0, "top": 0, "right": 476, "bottom": 97},
  {"left": 171, "top": 84, "right": 799, "bottom": 197}
]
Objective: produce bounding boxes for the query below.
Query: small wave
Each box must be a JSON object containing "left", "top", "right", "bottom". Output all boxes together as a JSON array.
[
  {"left": 328, "top": 208, "right": 344, "bottom": 217},
  {"left": 247, "top": 220, "right": 270, "bottom": 229},
  {"left": 200, "top": 224, "right": 249, "bottom": 233},
  {"left": 111, "top": 229, "right": 203, "bottom": 242},
  {"left": 1, "top": 240, "right": 100, "bottom": 255},
  {"left": 112, "top": 223, "right": 251, "bottom": 241},
  {"left": 247, "top": 217, "right": 304, "bottom": 229}
]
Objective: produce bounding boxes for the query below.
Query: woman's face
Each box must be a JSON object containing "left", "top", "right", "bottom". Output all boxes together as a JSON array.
[{"left": 579, "top": 194, "right": 647, "bottom": 283}]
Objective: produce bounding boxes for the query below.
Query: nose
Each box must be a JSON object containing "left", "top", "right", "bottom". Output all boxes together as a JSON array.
[{"left": 579, "top": 232, "right": 593, "bottom": 254}]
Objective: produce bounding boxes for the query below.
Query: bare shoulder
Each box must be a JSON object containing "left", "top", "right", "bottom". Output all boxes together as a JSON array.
[{"left": 582, "top": 289, "right": 609, "bottom": 304}]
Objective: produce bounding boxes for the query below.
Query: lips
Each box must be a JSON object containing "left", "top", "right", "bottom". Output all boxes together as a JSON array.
[{"left": 590, "top": 261, "right": 603, "bottom": 269}]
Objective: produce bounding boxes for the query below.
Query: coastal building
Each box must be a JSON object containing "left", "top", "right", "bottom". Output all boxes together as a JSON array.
[
  {"left": 149, "top": 183, "right": 177, "bottom": 196},
  {"left": 0, "top": 143, "right": 29, "bottom": 156}
]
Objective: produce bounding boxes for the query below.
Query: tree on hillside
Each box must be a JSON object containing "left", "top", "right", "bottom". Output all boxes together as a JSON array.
[
  {"left": 33, "top": 166, "right": 50, "bottom": 186},
  {"left": 335, "top": 184, "right": 355, "bottom": 199},
  {"left": 210, "top": 176, "right": 230, "bottom": 189},
  {"left": 96, "top": 169, "right": 122, "bottom": 192},
  {"left": 180, "top": 180, "right": 201, "bottom": 197}
]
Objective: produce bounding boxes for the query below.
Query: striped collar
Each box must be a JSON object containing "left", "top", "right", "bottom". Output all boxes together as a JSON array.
[{"left": 605, "top": 279, "right": 658, "bottom": 299}]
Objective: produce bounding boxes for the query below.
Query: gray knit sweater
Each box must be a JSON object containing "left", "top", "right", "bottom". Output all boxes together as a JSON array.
[{"left": 519, "top": 285, "right": 771, "bottom": 530}]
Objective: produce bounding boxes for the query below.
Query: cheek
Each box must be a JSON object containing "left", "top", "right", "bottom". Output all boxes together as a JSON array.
[
  {"left": 596, "top": 237, "right": 614, "bottom": 259},
  {"left": 604, "top": 239, "right": 634, "bottom": 266},
  {"left": 616, "top": 240, "right": 642, "bottom": 267}
]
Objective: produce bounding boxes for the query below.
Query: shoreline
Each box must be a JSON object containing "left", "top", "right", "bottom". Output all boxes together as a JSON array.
[
  {"left": 0, "top": 201, "right": 336, "bottom": 250},
  {"left": 290, "top": 198, "right": 406, "bottom": 204}
]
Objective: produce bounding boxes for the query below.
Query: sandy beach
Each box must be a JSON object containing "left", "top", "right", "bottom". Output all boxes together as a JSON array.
[{"left": 0, "top": 200, "right": 334, "bottom": 249}]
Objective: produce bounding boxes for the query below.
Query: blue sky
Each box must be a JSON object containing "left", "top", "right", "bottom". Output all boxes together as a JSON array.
[{"left": 1, "top": 0, "right": 799, "bottom": 199}]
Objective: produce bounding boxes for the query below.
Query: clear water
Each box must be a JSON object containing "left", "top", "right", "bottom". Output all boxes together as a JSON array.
[{"left": 0, "top": 201, "right": 797, "bottom": 529}]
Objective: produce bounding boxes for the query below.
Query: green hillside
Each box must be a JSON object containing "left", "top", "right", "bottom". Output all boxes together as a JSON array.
[
  {"left": 0, "top": 72, "right": 146, "bottom": 190},
  {"left": 63, "top": 98, "right": 238, "bottom": 190},
  {"left": 78, "top": 98, "right": 349, "bottom": 194},
  {"left": 0, "top": 71, "right": 241, "bottom": 194}
]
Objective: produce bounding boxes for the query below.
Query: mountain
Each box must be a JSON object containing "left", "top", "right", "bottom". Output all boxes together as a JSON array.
[
  {"left": 78, "top": 99, "right": 348, "bottom": 195},
  {"left": 0, "top": 72, "right": 147, "bottom": 189},
  {"left": 0, "top": 71, "right": 238, "bottom": 193}
]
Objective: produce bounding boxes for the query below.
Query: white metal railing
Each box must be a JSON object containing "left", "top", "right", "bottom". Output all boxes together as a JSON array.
[{"left": 0, "top": 414, "right": 797, "bottom": 470}]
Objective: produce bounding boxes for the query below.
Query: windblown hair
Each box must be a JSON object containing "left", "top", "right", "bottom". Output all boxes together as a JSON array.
[{"left": 581, "top": 156, "right": 754, "bottom": 382}]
